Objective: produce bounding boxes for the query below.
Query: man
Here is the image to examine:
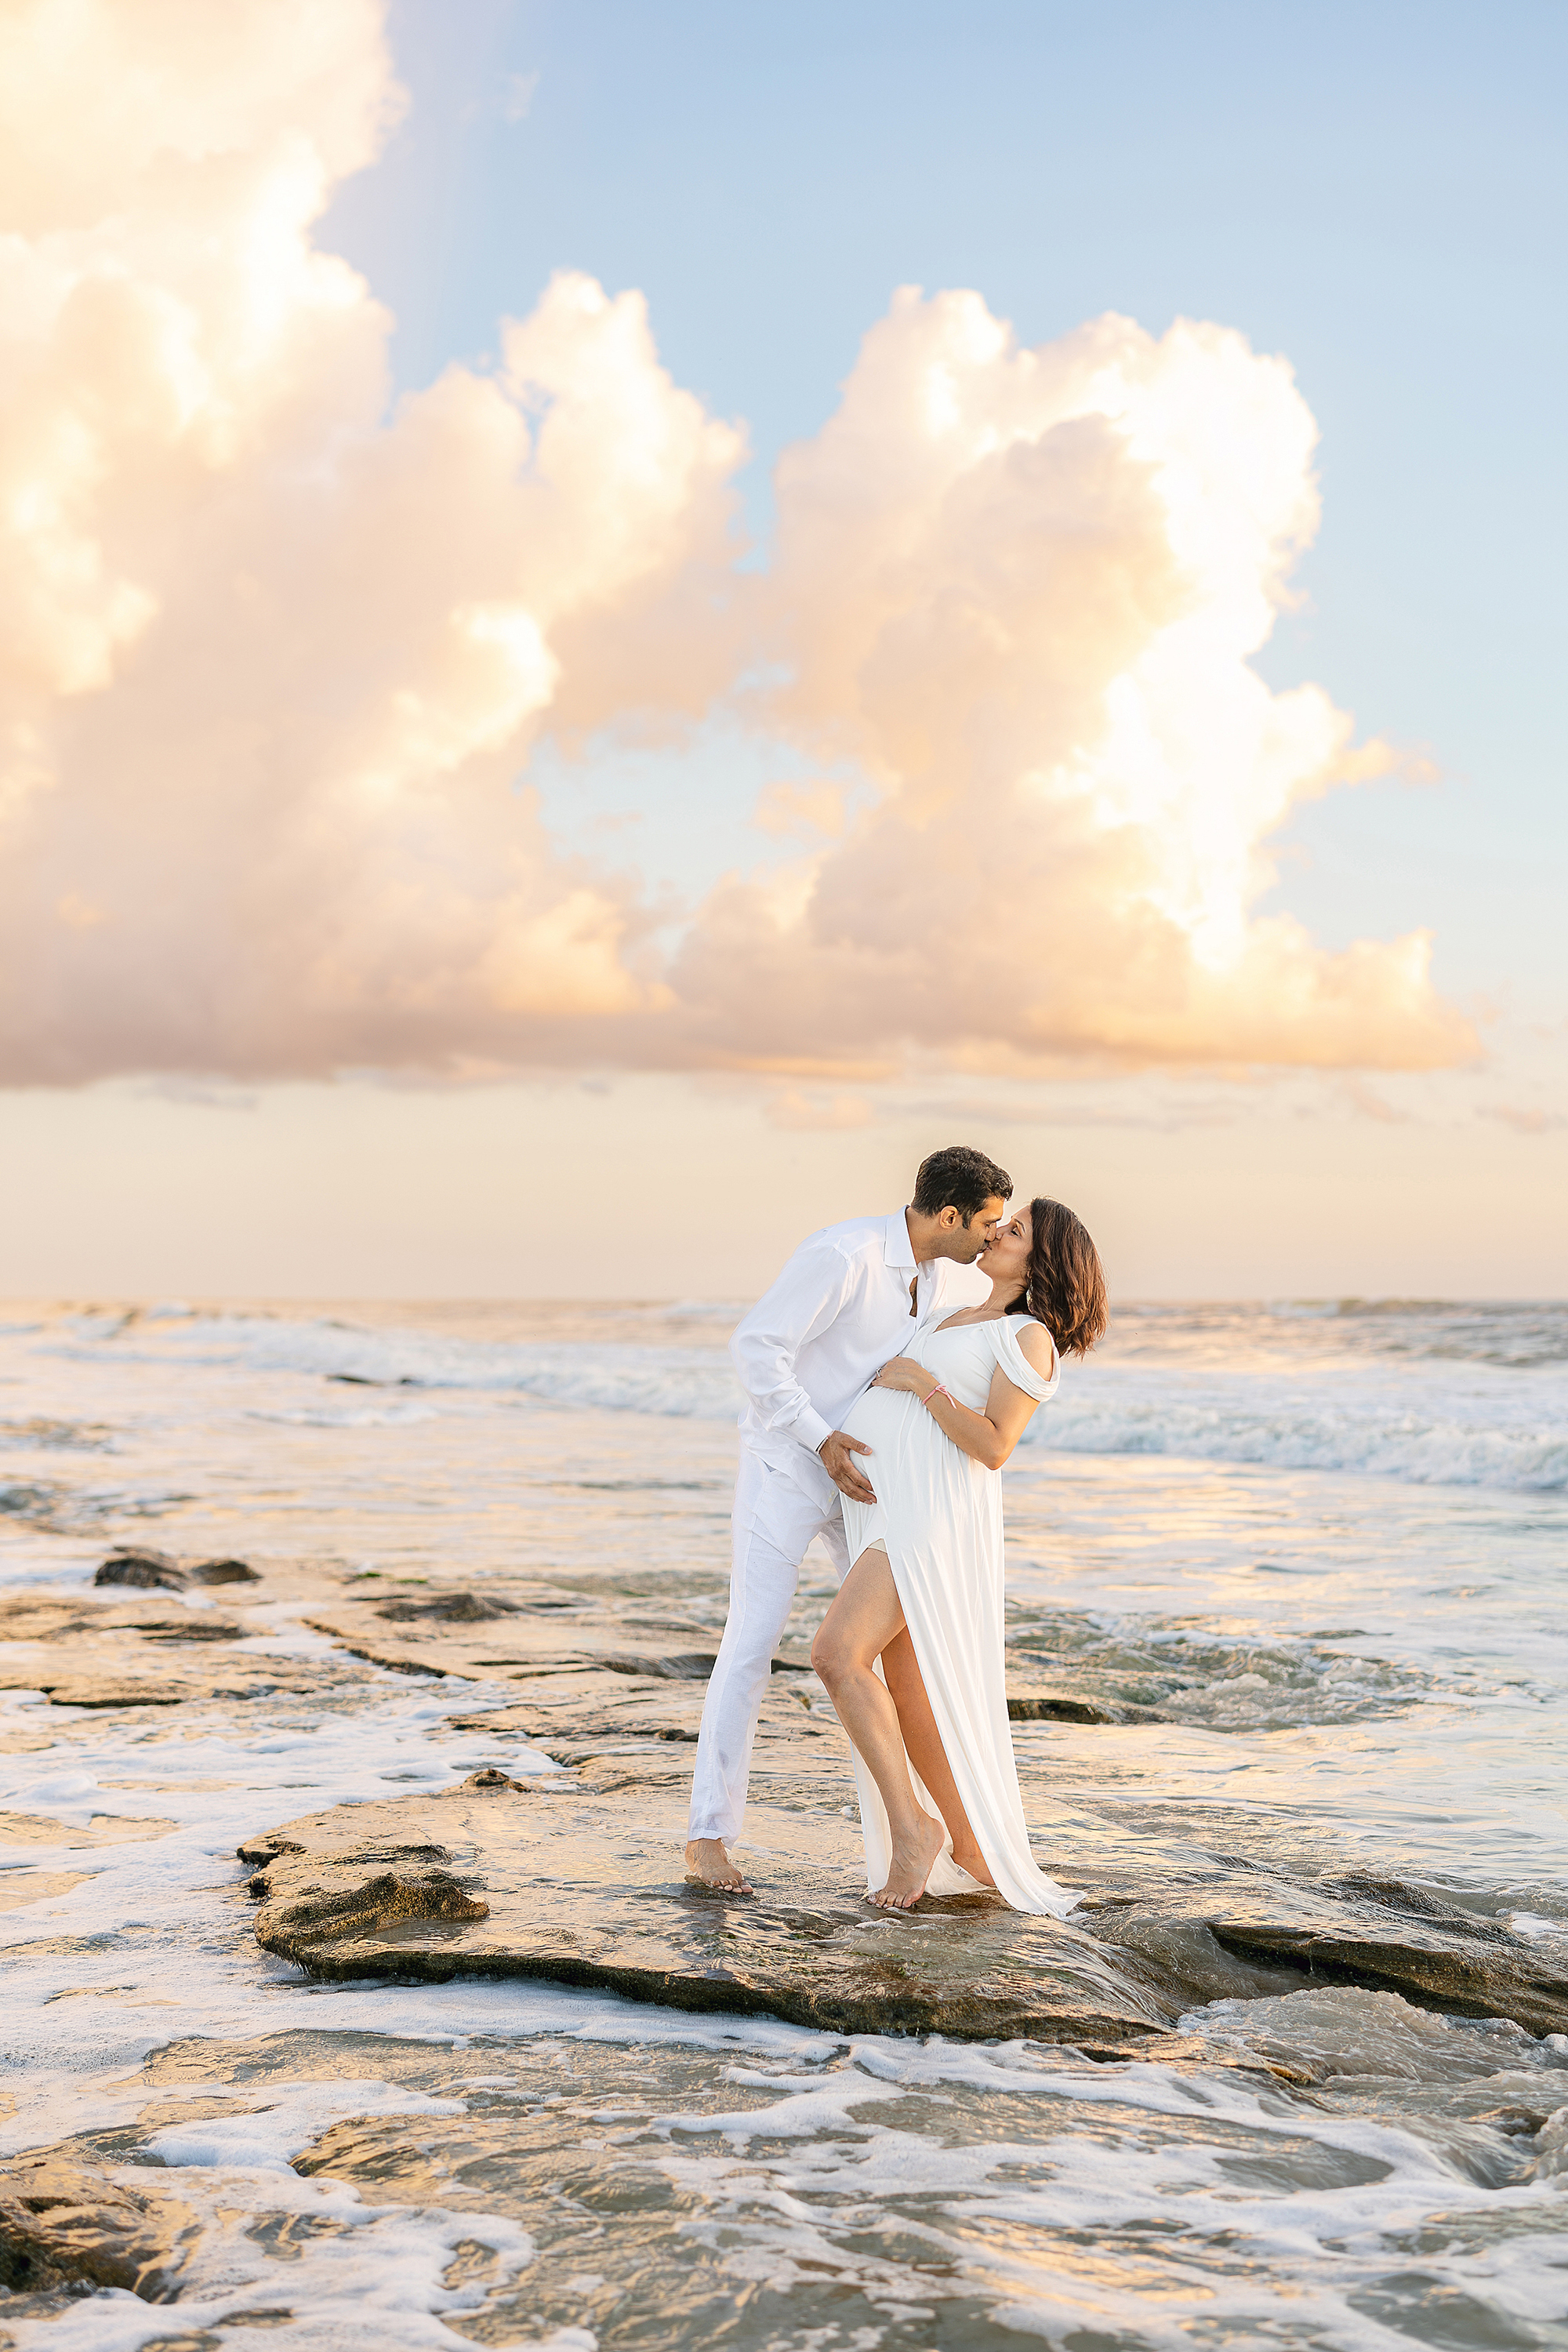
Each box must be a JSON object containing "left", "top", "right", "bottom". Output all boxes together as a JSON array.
[{"left": 685, "top": 1144, "right": 1014, "bottom": 1892}]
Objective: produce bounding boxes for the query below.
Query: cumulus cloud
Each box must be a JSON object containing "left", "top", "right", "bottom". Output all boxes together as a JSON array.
[
  {"left": 0, "top": 0, "right": 741, "bottom": 1081},
  {"left": 672, "top": 292, "right": 1472, "bottom": 1074},
  {"left": 0, "top": 0, "right": 1475, "bottom": 1087}
]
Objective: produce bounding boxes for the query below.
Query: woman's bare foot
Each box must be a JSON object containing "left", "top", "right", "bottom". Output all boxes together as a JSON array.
[
  {"left": 684, "top": 1838, "right": 753, "bottom": 1893},
  {"left": 871, "top": 1811, "right": 945, "bottom": 1910},
  {"left": 950, "top": 1843, "right": 998, "bottom": 1889}
]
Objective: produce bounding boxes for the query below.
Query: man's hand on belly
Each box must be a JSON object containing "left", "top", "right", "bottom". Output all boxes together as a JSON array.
[{"left": 817, "top": 1431, "right": 877, "bottom": 1505}]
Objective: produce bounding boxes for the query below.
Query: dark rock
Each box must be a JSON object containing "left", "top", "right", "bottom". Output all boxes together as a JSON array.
[
  {"left": 1008, "top": 1694, "right": 1115, "bottom": 1724},
  {"left": 94, "top": 1550, "right": 187, "bottom": 1591},
  {"left": 190, "top": 1559, "right": 260, "bottom": 1584},
  {"left": 0, "top": 2154, "right": 196, "bottom": 2300},
  {"left": 1007, "top": 1693, "right": 1169, "bottom": 1726},
  {"left": 374, "top": 1591, "right": 518, "bottom": 1624},
  {"left": 41, "top": 1679, "right": 187, "bottom": 1708},
  {"left": 236, "top": 1832, "right": 307, "bottom": 1867},
  {"left": 140, "top": 1619, "right": 247, "bottom": 1644},
  {"left": 596, "top": 1650, "right": 719, "bottom": 1681}
]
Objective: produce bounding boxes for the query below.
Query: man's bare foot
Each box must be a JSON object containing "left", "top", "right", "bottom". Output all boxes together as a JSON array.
[
  {"left": 870, "top": 1812, "right": 945, "bottom": 1910},
  {"left": 684, "top": 1838, "right": 753, "bottom": 1893}
]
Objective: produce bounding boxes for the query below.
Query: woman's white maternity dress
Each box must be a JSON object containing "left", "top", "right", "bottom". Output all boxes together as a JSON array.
[{"left": 839, "top": 1312, "right": 1075, "bottom": 1917}]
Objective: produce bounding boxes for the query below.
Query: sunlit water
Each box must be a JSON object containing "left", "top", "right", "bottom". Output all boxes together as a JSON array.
[{"left": 2, "top": 1298, "right": 1566, "bottom": 2350}]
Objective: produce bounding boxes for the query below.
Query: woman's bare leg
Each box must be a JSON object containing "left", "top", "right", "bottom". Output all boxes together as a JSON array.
[
  {"left": 880, "top": 1632, "right": 996, "bottom": 1887},
  {"left": 811, "top": 1548, "right": 945, "bottom": 1908}
]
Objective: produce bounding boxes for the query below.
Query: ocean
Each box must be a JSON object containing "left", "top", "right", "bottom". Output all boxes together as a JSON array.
[{"left": 2, "top": 1296, "right": 1566, "bottom": 2350}]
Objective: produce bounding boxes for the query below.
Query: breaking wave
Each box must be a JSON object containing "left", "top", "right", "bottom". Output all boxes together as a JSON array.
[{"left": 34, "top": 1299, "right": 1568, "bottom": 1495}]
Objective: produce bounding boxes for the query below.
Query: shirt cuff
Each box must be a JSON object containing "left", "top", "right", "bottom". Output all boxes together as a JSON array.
[{"left": 793, "top": 1406, "right": 835, "bottom": 1457}]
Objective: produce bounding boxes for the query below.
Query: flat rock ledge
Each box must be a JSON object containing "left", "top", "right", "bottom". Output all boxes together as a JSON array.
[
  {"left": 240, "top": 1768, "right": 1568, "bottom": 2049},
  {"left": 241, "top": 1770, "right": 1165, "bottom": 2046}
]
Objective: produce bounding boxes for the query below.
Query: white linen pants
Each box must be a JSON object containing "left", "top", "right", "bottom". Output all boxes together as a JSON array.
[{"left": 686, "top": 1446, "right": 850, "bottom": 1845}]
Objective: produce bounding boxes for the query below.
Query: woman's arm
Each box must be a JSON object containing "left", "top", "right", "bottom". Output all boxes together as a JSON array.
[{"left": 871, "top": 1352, "right": 1044, "bottom": 1470}]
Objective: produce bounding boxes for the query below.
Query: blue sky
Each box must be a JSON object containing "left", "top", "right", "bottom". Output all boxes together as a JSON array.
[{"left": 322, "top": 0, "right": 1566, "bottom": 1004}]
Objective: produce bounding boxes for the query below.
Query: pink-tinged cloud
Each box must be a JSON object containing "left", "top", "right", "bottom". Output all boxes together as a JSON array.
[{"left": 0, "top": 0, "right": 1475, "bottom": 1085}]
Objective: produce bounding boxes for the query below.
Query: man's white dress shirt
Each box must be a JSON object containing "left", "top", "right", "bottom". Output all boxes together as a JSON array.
[{"left": 729, "top": 1212, "right": 990, "bottom": 1508}]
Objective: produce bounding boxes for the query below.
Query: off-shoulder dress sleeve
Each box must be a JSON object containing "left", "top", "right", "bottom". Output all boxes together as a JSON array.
[{"left": 983, "top": 1316, "right": 1058, "bottom": 1403}]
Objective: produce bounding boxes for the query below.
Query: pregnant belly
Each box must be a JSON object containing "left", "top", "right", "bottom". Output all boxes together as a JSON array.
[{"left": 840, "top": 1383, "right": 915, "bottom": 1454}]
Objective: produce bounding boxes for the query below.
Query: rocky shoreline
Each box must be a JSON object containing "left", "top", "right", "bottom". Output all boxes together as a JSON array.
[
  {"left": 5, "top": 1544, "right": 1566, "bottom": 2052},
  {"left": 4, "top": 1541, "right": 1568, "bottom": 2325}
]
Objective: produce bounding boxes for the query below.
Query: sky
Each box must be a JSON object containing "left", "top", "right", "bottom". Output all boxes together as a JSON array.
[{"left": 1, "top": 0, "right": 1563, "bottom": 1300}]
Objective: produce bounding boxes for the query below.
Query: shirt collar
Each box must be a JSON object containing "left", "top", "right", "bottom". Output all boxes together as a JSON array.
[{"left": 884, "top": 1210, "right": 916, "bottom": 1270}]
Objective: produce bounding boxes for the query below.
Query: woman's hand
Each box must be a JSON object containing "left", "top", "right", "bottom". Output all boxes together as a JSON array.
[{"left": 872, "top": 1356, "right": 930, "bottom": 1396}]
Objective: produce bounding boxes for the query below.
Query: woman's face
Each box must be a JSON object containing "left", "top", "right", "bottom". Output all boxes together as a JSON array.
[{"left": 980, "top": 1209, "right": 1031, "bottom": 1286}]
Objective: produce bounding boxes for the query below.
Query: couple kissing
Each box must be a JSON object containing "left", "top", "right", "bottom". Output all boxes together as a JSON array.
[{"left": 685, "top": 1144, "right": 1107, "bottom": 1912}]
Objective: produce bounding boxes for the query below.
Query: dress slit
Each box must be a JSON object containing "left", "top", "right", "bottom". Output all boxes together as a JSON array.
[{"left": 837, "top": 1313, "right": 1076, "bottom": 1917}]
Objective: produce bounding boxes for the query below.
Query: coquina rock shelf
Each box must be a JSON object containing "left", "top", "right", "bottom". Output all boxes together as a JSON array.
[
  {"left": 216, "top": 1566, "right": 1568, "bottom": 2051},
  {"left": 3, "top": 1547, "right": 1565, "bottom": 2053},
  {"left": 5, "top": 1539, "right": 1568, "bottom": 2330}
]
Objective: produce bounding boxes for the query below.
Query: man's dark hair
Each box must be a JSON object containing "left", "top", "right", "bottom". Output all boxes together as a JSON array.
[{"left": 911, "top": 1145, "right": 1013, "bottom": 1225}]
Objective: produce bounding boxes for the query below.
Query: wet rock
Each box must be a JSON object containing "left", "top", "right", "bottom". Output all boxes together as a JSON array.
[
  {"left": 0, "top": 1598, "right": 104, "bottom": 1642},
  {"left": 1530, "top": 2107, "right": 1568, "bottom": 2180},
  {"left": 94, "top": 1551, "right": 257, "bottom": 1591},
  {"left": 0, "top": 1811, "right": 176, "bottom": 1849},
  {"left": 597, "top": 1650, "right": 719, "bottom": 1681},
  {"left": 190, "top": 1559, "right": 260, "bottom": 1584},
  {"left": 375, "top": 1590, "right": 517, "bottom": 1624},
  {"left": 0, "top": 2154, "right": 196, "bottom": 2300},
  {"left": 445, "top": 1666, "right": 815, "bottom": 1764},
  {"left": 235, "top": 1831, "right": 307, "bottom": 1866},
  {"left": 237, "top": 1742, "right": 1568, "bottom": 2045},
  {"left": 0, "top": 1597, "right": 220, "bottom": 1644},
  {"left": 95, "top": 1549, "right": 186, "bottom": 1591},
  {"left": 140, "top": 1618, "right": 248, "bottom": 1644},
  {"left": 1069, "top": 1866, "right": 1568, "bottom": 2038},
  {"left": 1206, "top": 1911, "right": 1568, "bottom": 2040},
  {"left": 0, "top": 1581, "right": 351, "bottom": 1712},
  {"left": 251, "top": 1853, "right": 488, "bottom": 1948},
  {"left": 1006, "top": 1693, "right": 1170, "bottom": 1726},
  {"left": 300, "top": 1599, "right": 807, "bottom": 1686},
  {"left": 5, "top": 1653, "right": 339, "bottom": 1708},
  {"left": 241, "top": 1768, "right": 1171, "bottom": 2045},
  {"left": 39, "top": 1678, "right": 190, "bottom": 1708}
]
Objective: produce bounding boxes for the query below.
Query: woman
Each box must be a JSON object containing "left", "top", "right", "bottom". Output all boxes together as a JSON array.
[{"left": 810, "top": 1197, "right": 1107, "bottom": 1912}]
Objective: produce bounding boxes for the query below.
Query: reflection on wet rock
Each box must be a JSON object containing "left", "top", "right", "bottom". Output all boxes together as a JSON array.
[{"left": 0, "top": 2154, "right": 197, "bottom": 2303}]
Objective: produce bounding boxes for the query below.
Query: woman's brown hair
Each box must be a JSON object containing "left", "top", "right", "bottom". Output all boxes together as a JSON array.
[{"left": 1006, "top": 1196, "right": 1108, "bottom": 1357}]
